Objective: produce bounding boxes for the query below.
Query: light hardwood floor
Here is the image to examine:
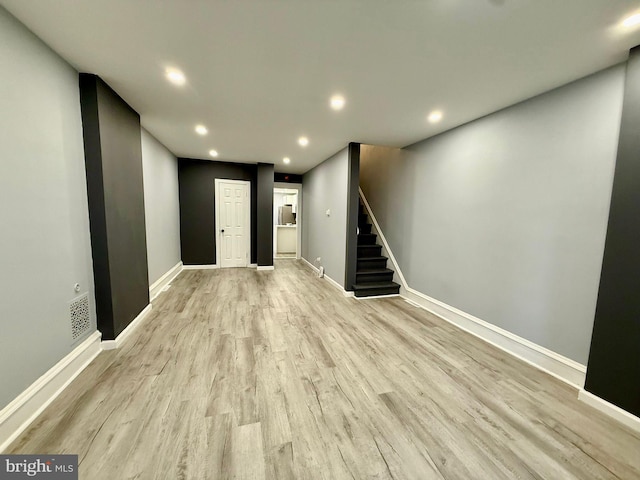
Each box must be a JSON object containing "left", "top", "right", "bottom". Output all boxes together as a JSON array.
[{"left": 8, "top": 260, "right": 640, "bottom": 479}]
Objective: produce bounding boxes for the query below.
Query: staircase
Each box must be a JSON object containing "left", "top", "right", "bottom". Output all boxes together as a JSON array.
[{"left": 353, "top": 202, "right": 401, "bottom": 298}]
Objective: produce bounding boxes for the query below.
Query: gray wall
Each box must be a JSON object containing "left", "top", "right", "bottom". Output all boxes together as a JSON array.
[
  {"left": 0, "top": 7, "right": 96, "bottom": 409},
  {"left": 360, "top": 65, "right": 625, "bottom": 364},
  {"left": 585, "top": 47, "right": 640, "bottom": 417},
  {"left": 302, "top": 148, "right": 349, "bottom": 287},
  {"left": 141, "top": 129, "right": 181, "bottom": 285}
]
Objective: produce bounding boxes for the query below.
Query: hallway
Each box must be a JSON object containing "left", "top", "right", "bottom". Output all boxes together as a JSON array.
[{"left": 8, "top": 260, "right": 640, "bottom": 479}]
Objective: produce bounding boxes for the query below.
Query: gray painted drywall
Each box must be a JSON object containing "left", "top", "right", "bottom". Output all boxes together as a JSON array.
[
  {"left": 302, "top": 148, "right": 349, "bottom": 287},
  {"left": 257, "top": 163, "right": 275, "bottom": 267},
  {"left": 360, "top": 65, "right": 625, "bottom": 364},
  {"left": 141, "top": 129, "right": 181, "bottom": 285},
  {"left": 0, "top": 7, "right": 96, "bottom": 409}
]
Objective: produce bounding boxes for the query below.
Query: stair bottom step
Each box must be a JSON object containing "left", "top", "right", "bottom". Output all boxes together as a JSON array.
[
  {"left": 353, "top": 281, "right": 400, "bottom": 298},
  {"left": 356, "top": 273, "right": 394, "bottom": 283}
]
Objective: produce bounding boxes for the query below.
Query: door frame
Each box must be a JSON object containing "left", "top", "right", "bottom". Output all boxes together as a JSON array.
[
  {"left": 214, "top": 178, "right": 251, "bottom": 268},
  {"left": 274, "top": 182, "right": 302, "bottom": 260}
]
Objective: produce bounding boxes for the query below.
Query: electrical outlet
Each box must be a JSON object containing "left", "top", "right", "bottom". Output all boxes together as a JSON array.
[{"left": 316, "top": 257, "right": 321, "bottom": 263}]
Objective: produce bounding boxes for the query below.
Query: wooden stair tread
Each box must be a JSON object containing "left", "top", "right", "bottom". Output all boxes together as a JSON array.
[
  {"left": 353, "top": 281, "right": 400, "bottom": 290},
  {"left": 356, "top": 268, "right": 394, "bottom": 275}
]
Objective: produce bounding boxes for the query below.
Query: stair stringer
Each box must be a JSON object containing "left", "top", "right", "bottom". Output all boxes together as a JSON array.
[{"left": 358, "top": 187, "right": 409, "bottom": 294}]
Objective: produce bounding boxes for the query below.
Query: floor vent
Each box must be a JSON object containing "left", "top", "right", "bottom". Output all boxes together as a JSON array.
[{"left": 70, "top": 294, "right": 91, "bottom": 341}]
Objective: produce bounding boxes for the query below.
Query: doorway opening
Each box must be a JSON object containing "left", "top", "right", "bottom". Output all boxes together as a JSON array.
[{"left": 274, "top": 184, "right": 301, "bottom": 259}]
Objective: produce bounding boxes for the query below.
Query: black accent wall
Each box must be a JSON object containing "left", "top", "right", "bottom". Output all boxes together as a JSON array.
[
  {"left": 257, "top": 163, "right": 274, "bottom": 267},
  {"left": 274, "top": 172, "right": 303, "bottom": 184},
  {"left": 344, "top": 143, "right": 360, "bottom": 291},
  {"left": 585, "top": 46, "right": 640, "bottom": 417},
  {"left": 178, "top": 159, "right": 259, "bottom": 265},
  {"left": 79, "top": 74, "right": 149, "bottom": 341}
]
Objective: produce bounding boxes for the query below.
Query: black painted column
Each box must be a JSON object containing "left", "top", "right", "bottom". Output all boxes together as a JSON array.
[
  {"left": 584, "top": 46, "right": 640, "bottom": 417},
  {"left": 344, "top": 143, "right": 360, "bottom": 290},
  {"left": 79, "top": 74, "right": 149, "bottom": 340},
  {"left": 257, "top": 163, "right": 274, "bottom": 267}
]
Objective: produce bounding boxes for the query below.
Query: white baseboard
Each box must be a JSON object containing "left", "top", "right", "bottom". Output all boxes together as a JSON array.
[
  {"left": 182, "top": 264, "right": 219, "bottom": 270},
  {"left": 578, "top": 389, "right": 640, "bottom": 434},
  {"left": 354, "top": 293, "right": 400, "bottom": 300},
  {"left": 0, "top": 331, "right": 102, "bottom": 453},
  {"left": 402, "top": 287, "right": 586, "bottom": 388},
  {"left": 257, "top": 265, "right": 275, "bottom": 271},
  {"left": 300, "top": 256, "right": 318, "bottom": 273},
  {"left": 300, "top": 257, "right": 354, "bottom": 297},
  {"left": 101, "top": 304, "right": 152, "bottom": 351},
  {"left": 149, "top": 261, "right": 183, "bottom": 301},
  {"left": 359, "top": 188, "right": 586, "bottom": 390},
  {"left": 249, "top": 263, "right": 258, "bottom": 268},
  {"left": 324, "top": 272, "right": 355, "bottom": 297}
]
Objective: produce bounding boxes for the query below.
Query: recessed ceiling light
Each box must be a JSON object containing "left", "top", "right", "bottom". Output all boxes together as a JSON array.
[
  {"left": 298, "top": 136, "right": 309, "bottom": 147},
  {"left": 165, "top": 68, "right": 186, "bottom": 86},
  {"left": 428, "top": 110, "right": 443, "bottom": 123},
  {"left": 330, "top": 95, "right": 346, "bottom": 110},
  {"left": 195, "top": 125, "right": 208, "bottom": 135},
  {"left": 209, "top": 149, "right": 218, "bottom": 158},
  {"left": 283, "top": 157, "right": 291, "bottom": 164},
  {"left": 622, "top": 13, "right": 640, "bottom": 28}
]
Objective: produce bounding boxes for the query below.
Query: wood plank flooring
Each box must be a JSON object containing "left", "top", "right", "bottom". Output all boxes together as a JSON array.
[{"left": 8, "top": 260, "right": 640, "bottom": 479}]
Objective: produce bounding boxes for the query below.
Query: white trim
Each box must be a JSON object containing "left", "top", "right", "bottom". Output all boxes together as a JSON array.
[
  {"left": 215, "top": 178, "right": 251, "bottom": 268},
  {"left": 300, "top": 257, "right": 354, "bottom": 297},
  {"left": 0, "top": 331, "right": 102, "bottom": 452},
  {"left": 257, "top": 266, "right": 275, "bottom": 271},
  {"left": 402, "top": 287, "right": 586, "bottom": 388},
  {"left": 149, "top": 261, "right": 183, "bottom": 301},
  {"left": 578, "top": 390, "right": 640, "bottom": 434},
  {"left": 301, "top": 256, "right": 319, "bottom": 273},
  {"left": 354, "top": 293, "right": 400, "bottom": 300},
  {"left": 359, "top": 188, "right": 586, "bottom": 389},
  {"left": 324, "top": 273, "right": 355, "bottom": 297},
  {"left": 249, "top": 263, "right": 258, "bottom": 268},
  {"left": 101, "top": 304, "right": 152, "bottom": 351},
  {"left": 182, "top": 264, "right": 219, "bottom": 270}
]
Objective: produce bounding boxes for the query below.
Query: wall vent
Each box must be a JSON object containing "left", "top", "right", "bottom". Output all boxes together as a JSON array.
[{"left": 70, "top": 294, "right": 91, "bottom": 341}]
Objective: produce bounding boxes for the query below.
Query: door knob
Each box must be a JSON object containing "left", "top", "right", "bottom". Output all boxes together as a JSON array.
[{"left": 221, "top": 229, "right": 225, "bottom": 233}]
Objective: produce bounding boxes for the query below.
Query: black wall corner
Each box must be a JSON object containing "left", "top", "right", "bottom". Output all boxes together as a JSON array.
[
  {"left": 345, "top": 143, "right": 361, "bottom": 291},
  {"left": 584, "top": 46, "right": 640, "bottom": 417},
  {"left": 257, "top": 163, "right": 275, "bottom": 267},
  {"left": 79, "top": 73, "right": 149, "bottom": 340},
  {"left": 178, "top": 159, "right": 258, "bottom": 265}
]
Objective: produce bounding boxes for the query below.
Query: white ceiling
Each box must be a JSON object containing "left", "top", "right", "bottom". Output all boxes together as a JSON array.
[{"left": 3, "top": 1, "right": 640, "bottom": 174}]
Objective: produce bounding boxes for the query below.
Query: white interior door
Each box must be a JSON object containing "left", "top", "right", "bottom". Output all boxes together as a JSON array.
[{"left": 216, "top": 180, "right": 250, "bottom": 268}]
